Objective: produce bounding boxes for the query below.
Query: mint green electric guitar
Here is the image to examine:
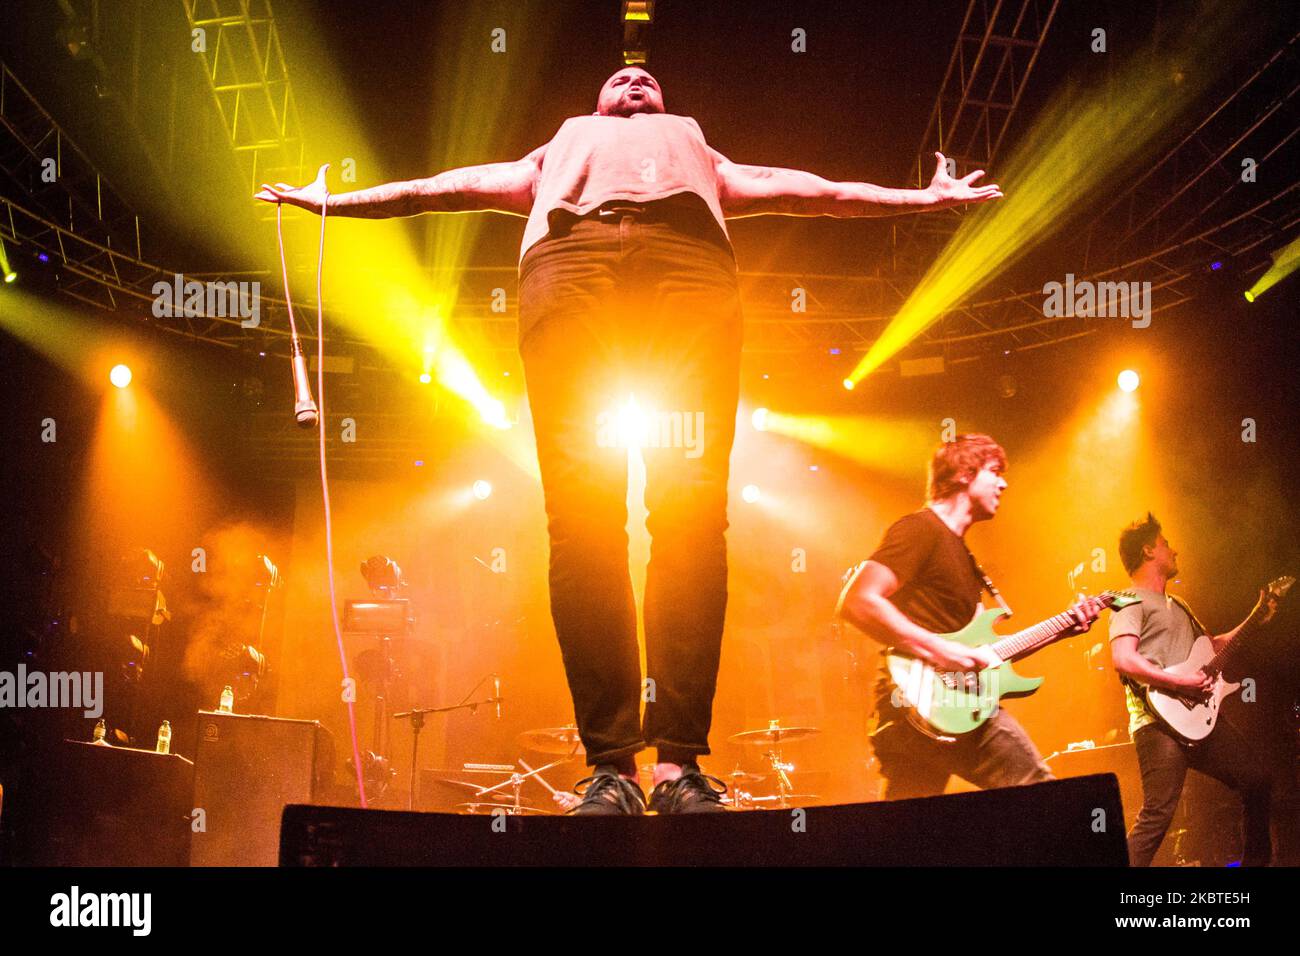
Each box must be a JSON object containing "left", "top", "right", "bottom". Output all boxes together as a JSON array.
[{"left": 886, "top": 590, "right": 1140, "bottom": 739}]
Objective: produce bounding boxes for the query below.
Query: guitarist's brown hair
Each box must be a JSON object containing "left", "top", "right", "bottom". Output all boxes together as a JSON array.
[
  {"left": 1119, "top": 512, "right": 1162, "bottom": 575},
  {"left": 927, "top": 433, "right": 1007, "bottom": 501}
]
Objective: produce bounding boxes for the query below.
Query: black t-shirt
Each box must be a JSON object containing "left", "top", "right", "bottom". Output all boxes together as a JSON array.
[{"left": 868, "top": 508, "right": 984, "bottom": 636}]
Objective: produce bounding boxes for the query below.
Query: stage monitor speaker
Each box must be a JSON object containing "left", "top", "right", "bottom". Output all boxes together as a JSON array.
[
  {"left": 31, "top": 741, "right": 194, "bottom": 866},
  {"left": 191, "top": 711, "right": 329, "bottom": 866},
  {"left": 1045, "top": 742, "right": 1143, "bottom": 829},
  {"left": 281, "top": 773, "right": 1129, "bottom": 866}
]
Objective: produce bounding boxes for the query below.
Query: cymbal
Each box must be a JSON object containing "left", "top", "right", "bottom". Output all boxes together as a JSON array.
[
  {"left": 427, "top": 778, "right": 485, "bottom": 791},
  {"left": 425, "top": 765, "right": 516, "bottom": 777},
  {"left": 724, "top": 769, "right": 766, "bottom": 785},
  {"left": 516, "top": 726, "right": 585, "bottom": 755},
  {"left": 456, "top": 802, "right": 550, "bottom": 816},
  {"left": 728, "top": 725, "right": 821, "bottom": 745},
  {"left": 743, "top": 793, "right": 821, "bottom": 806}
]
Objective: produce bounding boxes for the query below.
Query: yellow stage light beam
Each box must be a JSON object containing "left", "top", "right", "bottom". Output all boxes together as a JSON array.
[
  {"left": 756, "top": 409, "right": 939, "bottom": 476},
  {"left": 846, "top": 3, "right": 1253, "bottom": 386},
  {"left": 417, "top": 2, "right": 567, "bottom": 411},
  {"left": 253, "top": 6, "right": 564, "bottom": 432},
  {"left": 1244, "top": 232, "right": 1300, "bottom": 302},
  {"left": 0, "top": 289, "right": 139, "bottom": 384}
]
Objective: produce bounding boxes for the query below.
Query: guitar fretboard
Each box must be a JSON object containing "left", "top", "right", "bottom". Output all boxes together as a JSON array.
[{"left": 990, "top": 592, "right": 1122, "bottom": 661}]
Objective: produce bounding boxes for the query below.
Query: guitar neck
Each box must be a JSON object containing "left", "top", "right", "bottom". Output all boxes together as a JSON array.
[
  {"left": 1207, "top": 607, "right": 1266, "bottom": 672},
  {"left": 990, "top": 592, "right": 1119, "bottom": 661}
]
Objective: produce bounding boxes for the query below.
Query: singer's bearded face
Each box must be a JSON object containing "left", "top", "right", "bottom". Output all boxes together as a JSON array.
[{"left": 596, "top": 68, "right": 666, "bottom": 117}]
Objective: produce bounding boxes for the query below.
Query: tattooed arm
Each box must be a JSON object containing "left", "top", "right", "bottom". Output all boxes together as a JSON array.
[
  {"left": 255, "top": 144, "right": 547, "bottom": 218},
  {"left": 713, "top": 149, "right": 1001, "bottom": 219}
]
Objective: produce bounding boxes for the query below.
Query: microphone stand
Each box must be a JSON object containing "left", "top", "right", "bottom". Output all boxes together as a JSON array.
[{"left": 393, "top": 694, "right": 503, "bottom": 811}]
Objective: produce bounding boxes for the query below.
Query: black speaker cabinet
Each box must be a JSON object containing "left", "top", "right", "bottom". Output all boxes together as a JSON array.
[
  {"left": 191, "top": 711, "right": 329, "bottom": 866},
  {"left": 27, "top": 741, "right": 194, "bottom": 866},
  {"left": 1045, "top": 742, "right": 1143, "bottom": 829}
]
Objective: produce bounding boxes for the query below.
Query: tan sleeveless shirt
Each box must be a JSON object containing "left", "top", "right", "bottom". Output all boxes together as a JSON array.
[{"left": 520, "top": 112, "right": 731, "bottom": 263}]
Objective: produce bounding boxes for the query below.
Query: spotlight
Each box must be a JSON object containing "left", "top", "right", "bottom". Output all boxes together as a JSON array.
[
  {"left": 622, "top": 0, "right": 652, "bottom": 20},
  {"left": 58, "top": 17, "right": 92, "bottom": 58},
  {"left": 472, "top": 479, "right": 493, "bottom": 500},
  {"left": 110, "top": 364, "right": 132, "bottom": 388},
  {"left": 1243, "top": 290, "right": 1255, "bottom": 303},
  {"left": 419, "top": 372, "right": 432, "bottom": 384},
  {"left": 828, "top": 347, "right": 841, "bottom": 356},
  {"left": 1117, "top": 369, "right": 1140, "bottom": 393},
  {"left": 741, "top": 484, "right": 760, "bottom": 503},
  {"left": 252, "top": 554, "right": 282, "bottom": 590},
  {"left": 479, "top": 398, "right": 512, "bottom": 429},
  {"left": 3, "top": 272, "right": 15, "bottom": 284},
  {"left": 360, "top": 555, "right": 405, "bottom": 596},
  {"left": 1210, "top": 261, "right": 1222, "bottom": 271},
  {"left": 37, "top": 252, "right": 49, "bottom": 263},
  {"left": 842, "top": 378, "right": 855, "bottom": 391},
  {"left": 751, "top": 407, "right": 769, "bottom": 431}
]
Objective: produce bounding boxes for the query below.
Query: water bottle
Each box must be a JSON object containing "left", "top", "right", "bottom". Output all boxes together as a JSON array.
[
  {"left": 92, "top": 718, "right": 107, "bottom": 745},
  {"left": 219, "top": 685, "right": 234, "bottom": 714},
  {"left": 156, "top": 720, "right": 172, "bottom": 755}
]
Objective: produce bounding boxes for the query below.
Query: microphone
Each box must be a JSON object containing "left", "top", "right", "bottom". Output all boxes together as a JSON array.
[
  {"left": 290, "top": 335, "right": 319, "bottom": 428},
  {"left": 494, "top": 675, "right": 502, "bottom": 719}
]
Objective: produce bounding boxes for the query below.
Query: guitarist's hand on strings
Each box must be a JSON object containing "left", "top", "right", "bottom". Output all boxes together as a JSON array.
[
  {"left": 1062, "top": 594, "right": 1105, "bottom": 636},
  {"left": 931, "top": 640, "right": 1002, "bottom": 673},
  {"left": 1252, "top": 587, "right": 1279, "bottom": 627},
  {"left": 1174, "top": 668, "right": 1215, "bottom": 701}
]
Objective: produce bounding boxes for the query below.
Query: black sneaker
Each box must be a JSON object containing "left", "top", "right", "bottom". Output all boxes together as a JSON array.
[
  {"left": 567, "top": 765, "right": 646, "bottom": 816},
  {"left": 647, "top": 764, "right": 729, "bottom": 814}
]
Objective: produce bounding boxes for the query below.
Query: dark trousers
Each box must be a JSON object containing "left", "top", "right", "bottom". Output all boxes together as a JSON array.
[
  {"left": 1128, "top": 719, "right": 1273, "bottom": 866},
  {"left": 870, "top": 698, "right": 1054, "bottom": 800},
  {"left": 518, "top": 209, "right": 743, "bottom": 766}
]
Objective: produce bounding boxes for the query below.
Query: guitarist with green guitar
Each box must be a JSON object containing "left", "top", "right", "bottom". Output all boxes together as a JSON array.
[
  {"left": 837, "top": 433, "right": 1108, "bottom": 800},
  {"left": 1108, "top": 512, "right": 1280, "bottom": 867}
]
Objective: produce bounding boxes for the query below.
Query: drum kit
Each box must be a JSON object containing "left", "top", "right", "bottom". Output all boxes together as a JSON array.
[{"left": 425, "top": 718, "right": 824, "bottom": 814}]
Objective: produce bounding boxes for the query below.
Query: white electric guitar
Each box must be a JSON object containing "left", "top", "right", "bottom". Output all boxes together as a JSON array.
[{"left": 1143, "top": 575, "right": 1293, "bottom": 741}]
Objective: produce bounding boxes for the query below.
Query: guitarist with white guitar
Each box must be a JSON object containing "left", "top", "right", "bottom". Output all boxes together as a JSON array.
[{"left": 1109, "top": 512, "right": 1281, "bottom": 866}]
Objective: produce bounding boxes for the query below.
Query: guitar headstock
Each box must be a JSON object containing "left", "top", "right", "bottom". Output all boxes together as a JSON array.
[
  {"left": 1104, "top": 589, "right": 1141, "bottom": 611},
  {"left": 1266, "top": 575, "right": 1295, "bottom": 600}
]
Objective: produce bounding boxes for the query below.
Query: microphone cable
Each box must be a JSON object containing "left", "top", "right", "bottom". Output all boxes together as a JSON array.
[{"left": 275, "top": 189, "right": 369, "bottom": 808}]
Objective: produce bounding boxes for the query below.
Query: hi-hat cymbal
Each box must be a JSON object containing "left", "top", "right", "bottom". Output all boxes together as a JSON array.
[
  {"left": 457, "top": 802, "right": 550, "bottom": 816},
  {"left": 743, "top": 794, "right": 821, "bottom": 806},
  {"left": 516, "top": 726, "right": 585, "bottom": 755},
  {"left": 729, "top": 724, "right": 821, "bottom": 744}
]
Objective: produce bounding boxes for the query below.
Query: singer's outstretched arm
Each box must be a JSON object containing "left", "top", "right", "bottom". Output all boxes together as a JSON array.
[
  {"left": 713, "top": 150, "right": 1001, "bottom": 219},
  {"left": 255, "top": 145, "right": 547, "bottom": 218}
]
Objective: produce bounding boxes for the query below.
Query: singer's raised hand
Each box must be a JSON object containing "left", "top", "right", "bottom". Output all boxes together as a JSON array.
[{"left": 256, "top": 164, "right": 330, "bottom": 214}]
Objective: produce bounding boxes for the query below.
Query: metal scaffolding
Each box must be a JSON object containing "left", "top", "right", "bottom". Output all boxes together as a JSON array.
[
  {"left": 0, "top": 61, "right": 144, "bottom": 310},
  {"left": 182, "top": 0, "right": 305, "bottom": 221},
  {"left": 2, "top": 7, "right": 1294, "bottom": 369},
  {"left": 895, "top": 0, "right": 1061, "bottom": 274}
]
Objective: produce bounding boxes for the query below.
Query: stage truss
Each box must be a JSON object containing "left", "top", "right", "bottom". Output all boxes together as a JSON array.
[{"left": 0, "top": 7, "right": 1296, "bottom": 367}]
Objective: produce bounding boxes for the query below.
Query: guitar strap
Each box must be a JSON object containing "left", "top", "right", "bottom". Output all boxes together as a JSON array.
[
  {"left": 1167, "top": 593, "right": 1208, "bottom": 636},
  {"left": 967, "top": 551, "right": 1013, "bottom": 616}
]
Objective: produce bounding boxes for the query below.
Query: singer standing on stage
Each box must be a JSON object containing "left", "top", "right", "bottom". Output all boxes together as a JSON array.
[{"left": 257, "top": 66, "right": 1002, "bottom": 815}]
